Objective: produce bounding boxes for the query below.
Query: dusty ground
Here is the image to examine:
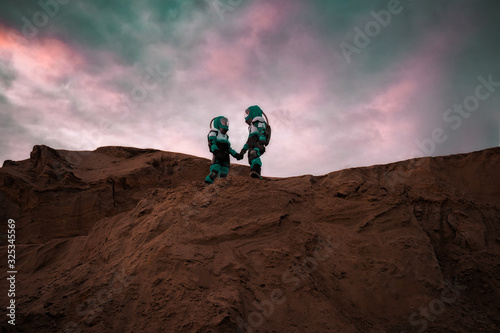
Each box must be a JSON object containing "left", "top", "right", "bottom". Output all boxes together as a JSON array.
[{"left": 1, "top": 145, "right": 499, "bottom": 332}]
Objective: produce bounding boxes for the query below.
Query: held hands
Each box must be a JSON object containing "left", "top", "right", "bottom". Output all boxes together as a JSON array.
[{"left": 234, "top": 149, "right": 247, "bottom": 161}]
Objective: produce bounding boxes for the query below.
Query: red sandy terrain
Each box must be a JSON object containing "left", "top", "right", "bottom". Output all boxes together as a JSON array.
[{"left": 1, "top": 145, "right": 499, "bottom": 332}]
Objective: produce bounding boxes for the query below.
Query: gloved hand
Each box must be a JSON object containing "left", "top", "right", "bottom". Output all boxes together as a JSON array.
[
  {"left": 235, "top": 153, "right": 243, "bottom": 160},
  {"left": 210, "top": 144, "right": 218, "bottom": 153}
]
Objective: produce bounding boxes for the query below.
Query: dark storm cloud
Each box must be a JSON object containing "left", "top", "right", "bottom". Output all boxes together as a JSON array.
[{"left": 0, "top": 1, "right": 207, "bottom": 58}]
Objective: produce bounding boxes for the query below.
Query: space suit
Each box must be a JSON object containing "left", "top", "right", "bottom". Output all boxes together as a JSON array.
[
  {"left": 205, "top": 116, "right": 242, "bottom": 184},
  {"left": 239, "top": 105, "right": 269, "bottom": 178}
]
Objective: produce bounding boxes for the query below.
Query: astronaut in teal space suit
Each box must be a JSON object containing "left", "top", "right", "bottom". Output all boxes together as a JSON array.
[
  {"left": 239, "top": 105, "right": 271, "bottom": 179},
  {"left": 205, "top": 116, "right": 243, "bottom": 184}
]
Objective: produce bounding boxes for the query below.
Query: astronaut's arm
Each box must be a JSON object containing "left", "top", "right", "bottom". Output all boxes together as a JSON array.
[
  {"left": 257, "top": 122, "right": 267, "bottom": 143},
  {"left": 210, "top": 143, "right": 219, "bottom": 153},
  {"left": 229, "top": 144, "right": 238, "bottom": 157},
  {"left": 240, "top": 141, "right": 249, "bottom": 154},
  {"left": 208, "top": 133, "right": 218, "bottom": 153}
]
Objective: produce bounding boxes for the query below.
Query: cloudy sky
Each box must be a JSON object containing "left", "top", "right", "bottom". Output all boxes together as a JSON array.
[{"left": 0, "top": 0, "right": 499, "bottom": 177}]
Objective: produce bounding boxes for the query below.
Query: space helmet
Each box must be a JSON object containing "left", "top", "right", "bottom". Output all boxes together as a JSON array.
[
  {"left": 213, "top": 116, "right": 229, "bottom": 134},
  {"left": 245, "top": 105, "right": 263, "bottom": 125}
]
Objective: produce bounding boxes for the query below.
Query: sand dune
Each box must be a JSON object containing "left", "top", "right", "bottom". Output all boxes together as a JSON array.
[{"left": 1, "top": 145, "right": 499, "bottom": 332}]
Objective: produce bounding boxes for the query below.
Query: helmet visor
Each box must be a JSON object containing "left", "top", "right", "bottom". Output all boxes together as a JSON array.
[
  {"left": 219, "top": 117, "right": 229, "bottom": 134},
  {"left": 245, "top": 109, "right": 252, "bottom": 124}
]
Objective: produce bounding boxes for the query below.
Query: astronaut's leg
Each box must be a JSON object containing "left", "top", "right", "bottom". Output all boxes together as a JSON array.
[
  {"left": 220, "top": 166, "right": 229, "bottom": 178},
  {"left": 205, "top": 163, "right": 221, "bottom": 184},
  {"left": 218, "top": 154, "right": 231, "bottom": 178},
  {"left": 248, "top": 148, "right": 262, "bottom": 178}
]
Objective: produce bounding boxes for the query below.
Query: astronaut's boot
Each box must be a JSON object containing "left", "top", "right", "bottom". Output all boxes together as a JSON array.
[
  {"left": 250, "top": 164, "right": 262, "bottom": 179},
  {"left": 205, "top": 170, "right": 218, "bottom": 184}
]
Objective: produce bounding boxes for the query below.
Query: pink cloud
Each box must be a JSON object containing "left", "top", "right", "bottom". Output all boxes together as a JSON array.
[
  {"left": 0, "top": 30, "right": 84, "bottom": 85},
  {"left": 0, "top": 26, "right": 131, "bottom": 116},
  {"left": 198, "top": 1, "right": 302, "bottom": 86},
  {"left": 351, "top": 6, "right": 476, "bottom": 161},
  {"left": 0, "top": 26, "right": 139, "bottom": 154}
]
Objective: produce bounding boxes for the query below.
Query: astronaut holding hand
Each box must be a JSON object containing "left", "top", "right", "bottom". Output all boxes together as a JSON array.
[
  {"left": 205, "top": 116, "right": 243, "bottom": 184},
  {"left": 239, "top": 105, "right": 271, "bottom": 179}
]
